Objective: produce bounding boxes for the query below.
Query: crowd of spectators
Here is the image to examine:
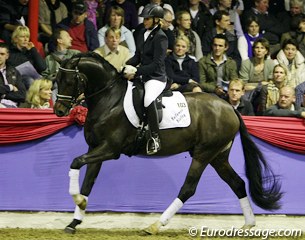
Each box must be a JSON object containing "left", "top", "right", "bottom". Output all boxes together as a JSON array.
[{"left": 0, "top": 0, "right": 304, "bottom": 119}]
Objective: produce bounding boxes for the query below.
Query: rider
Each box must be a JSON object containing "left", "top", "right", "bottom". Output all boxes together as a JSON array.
[{"left": 124, "top": 4, "right": 168, "bottom": 155}]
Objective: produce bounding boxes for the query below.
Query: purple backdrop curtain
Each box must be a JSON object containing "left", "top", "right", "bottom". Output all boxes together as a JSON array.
[{"left": 0, "top": 125, "right": 304, "bottom": 214}]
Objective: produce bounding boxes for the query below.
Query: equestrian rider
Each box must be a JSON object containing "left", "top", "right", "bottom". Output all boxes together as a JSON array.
[{"left": 124, "top": 4, "right": 168, "bottom": 155}]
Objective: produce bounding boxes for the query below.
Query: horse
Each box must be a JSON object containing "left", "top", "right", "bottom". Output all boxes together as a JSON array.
[{"left": 54, "top": 52, "right": 282, "bottom": 234}]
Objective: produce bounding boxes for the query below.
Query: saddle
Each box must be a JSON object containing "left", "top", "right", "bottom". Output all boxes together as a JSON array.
[{"left": 132, "top": 77, "right": 173, "bottom": 125}]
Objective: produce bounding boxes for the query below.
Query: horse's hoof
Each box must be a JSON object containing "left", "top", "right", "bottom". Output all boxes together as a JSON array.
[
  {"left": 241, "top": 224, "right": 255, "bottom": 230},
  {"left": 143, "top": 220, "right": 162, "bottom": 235},
  {"left": 64, "top": 226, "right": 76, "bottom": 234},
  {"left": 73, "top": 194, "right": 87, "bottom": 210}
]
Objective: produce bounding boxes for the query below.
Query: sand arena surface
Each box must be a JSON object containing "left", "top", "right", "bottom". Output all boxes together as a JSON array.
[{"left": 0, "top": 212, "right": 304, "bottom": 231}]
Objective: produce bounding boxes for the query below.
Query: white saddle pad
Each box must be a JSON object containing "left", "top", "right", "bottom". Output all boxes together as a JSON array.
[{"left": 123, "top": 81, "right": 191, "bottom": 129}]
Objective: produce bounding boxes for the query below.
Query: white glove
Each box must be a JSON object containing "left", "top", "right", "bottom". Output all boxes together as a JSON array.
[{"left": 123, "top": 65, "right": 137, "bottom": 75}]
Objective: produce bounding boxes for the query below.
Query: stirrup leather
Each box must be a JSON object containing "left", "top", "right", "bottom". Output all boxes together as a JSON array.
[{"left": 146, "top": 136, "right": 161, "bottom": 155}]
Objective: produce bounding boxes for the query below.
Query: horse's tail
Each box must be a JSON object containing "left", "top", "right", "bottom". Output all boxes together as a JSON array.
[{"left": 235, "top": 110, "right": 282, "bottom": 210}]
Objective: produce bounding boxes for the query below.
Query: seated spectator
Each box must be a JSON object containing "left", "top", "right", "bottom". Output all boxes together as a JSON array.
[
  {"left": 7, "top": 26, "right": 47, "bottom": 89},
  {"left": 165, "top": 35, "right": 202, "bottom": 93},
  {"left": 295, "top": 81, "right": 305, "bottom": 108},
  {"left": 238, "top": 15, "right": 263, "bottom": 60},
  {"left": 38, "top": 0, "right": 68, "bottom": 45},
  {"left": 19, "top": 78, "right": 53, "bottom": 109},
  {"left": 257, "top": 64, "right": 288, "bottom": 115},
  {"left": 57, "top": 0, "right": 99, "bottom": 52},
  {"left": 104, "top": 0, "right": 138, "bottom": 31},
  {"left": 201, "top": 10, "right": 240, "bottom": 65},
  {"left": 0, "top": 0, "right": 29, "bottom": 43},
  {"left": 281, "top": 14, "right": 305, "bottom": 59},
  {"left": 138, "top": 0, "right": 175, "bottom": 25},
  {"left": 42, "top": 28, "right": 80, "bottom": 102},
  {"left": 274, "top": 38, "right": 305, "bottom": 88},
  {"left": 94, "top": 27, "right": 131, "bottom": 71},
  {"left": 226, "top": 78, "right": 255, "bottom": 115},
  {"left": 239, "top": 38, "right": 274, "bottom": 92},
  {"left": 173, "top": 10, "right": 203, "bottom": 61},
  {"left": 177, "top": 0, "right": 213, "bottom": 38},
  {"left": 0, "top": 42, "right": 26, "bottom": 108},
  {"left": 98, "top": 5, "right": 135, "bottom": 56},
  {"left": 210, "top": 0, "right": 244, "bottom": 38},
  {"left": 199, "top": 34, "right": 238, "bottom": 98},
  {"left": 241, "top": 0, "right": 286, "bottom": 57},
  {"left": 263, "top": 85, "right": 305, "bottom": 118}
]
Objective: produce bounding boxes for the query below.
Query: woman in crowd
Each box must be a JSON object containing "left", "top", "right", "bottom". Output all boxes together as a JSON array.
[
  {"left": 257, "top": 64, "right": 288, "bottom": 115},
  {"left": 165, "top": 35, "right": 202, "bottom": 93},
  {"left": 98, "top": 5, "right": 136, "bottom": 56},
  {"left": 7, "top": 26, "right": 47, "bottom": 89},
  {"left": 239, "top": 38, "right": 274, "bottom": 92},
  {"left": 274, "top": 38, "right": 305, "bottom": 88},
  {"left": 238, "top": 15, "right": 263, "bottom": 60},
  {"left": 19, "top": 78, "right": 53, "bottom": 109}
]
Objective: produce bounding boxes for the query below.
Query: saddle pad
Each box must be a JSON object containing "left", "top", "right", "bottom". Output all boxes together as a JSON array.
[{"left": 124, "top": 81, "right": 191, "bottom": 129}]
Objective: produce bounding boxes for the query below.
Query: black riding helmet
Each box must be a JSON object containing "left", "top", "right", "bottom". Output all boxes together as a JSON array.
[{"left": 139, "top": 3, "right": 164, "bottom": 19}]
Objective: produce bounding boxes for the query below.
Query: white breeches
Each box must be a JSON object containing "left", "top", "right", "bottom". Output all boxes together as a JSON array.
[{"left": 144, "top": 80, "right": 166, "bottom": 107}]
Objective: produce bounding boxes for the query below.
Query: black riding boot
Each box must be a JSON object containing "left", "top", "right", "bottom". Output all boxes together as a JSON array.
[{"left": 146, "top": 100, "right": 161, "bottom": 155}]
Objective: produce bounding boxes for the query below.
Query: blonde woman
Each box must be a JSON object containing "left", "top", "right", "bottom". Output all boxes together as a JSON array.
[
  {"left": 257, "top": 64, "right": 288, "bottom": 115},
  {"left": 7, "top": 26, "right": 46, "bottom": 89},
  {"left": 20, "top": 79, "right": 53, "bottom": 109}
]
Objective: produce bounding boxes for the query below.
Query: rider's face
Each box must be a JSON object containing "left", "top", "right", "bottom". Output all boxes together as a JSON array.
[{"left": 143, "top": 17, "right": 154, "bottom": 29}]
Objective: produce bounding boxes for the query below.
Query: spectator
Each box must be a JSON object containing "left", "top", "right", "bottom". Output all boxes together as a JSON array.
[
  {"left": 239, "top": 38, "right": 274, "bottom": 92},
  {"left": 57, "top": 0, "right": 99, "bottom": 52},
  {"left": 241, "top": 0, "right": 286, "bottom": 57},
  {"left": 281, "top": 14, "right": 305, "bottom": 58},
  {"left": 274, "top": 38, "right": 305, "bottom": 88},
  {"left": 264, "top": 85, "right": 305, "bottom": 118},
  {"left": 0, "top": 0, "right": 29, "bottom": 43},
  {"left": 199, "top": 34, "right": 238, "bottom": 98},
  {"left": 257, "top": 64, "right": 288, "bottom": 115},
  {"left": 295, "top": 81, "right": 305, "bottom": 108},
  {"left": 0, "top": 42, "right": 26, "bottom": 108},
  {"left": 165, "top": 35, "right": 202, "bottom": 93},
  {"left": 138, "top": 0, "right": 175, "bottom": 25},
  {"left": 7, "top": 26, "right": 47, "bottom": 89},
  {"left": 177, "top": 0, "right": 213, "bottom": 38},
  {"left": 201, "top": 10, "right": 240, "bottom": 66},
  {"left": 94, "top": 27, "right": 131, "bottom": 71},
  {"left": 104, "top": 0, "right": 138, "bottom": 31},
  {"left": 38, "top": 0, "right": 68, "bottom": 45},
  {"left": 238, "top": 15, "right": 263, "bottom": 60},
  {"left": 210, "top": 0, "right": 244, "bottom": 38},
  {"left": 226, "top": 78, "right": 255, "bottom": 115},
  {"left": 173, "top": 10, "right": 203, "bottom": 61},
  {"left": 19, "top": 78, "right": 53, "bottom": 109},
  {"left": 42, "top": 28, "right": 80, "bottom": 102},
  {"left": 98, "top": 5, "right": 135, "bottom": 56},
  {"left": 160, "top": 8, "right": 175, "bottom": 52}
]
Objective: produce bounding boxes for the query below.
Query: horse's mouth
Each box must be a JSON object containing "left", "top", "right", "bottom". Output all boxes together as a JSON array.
[{"left": 54, "top": 102, "right": 70, "bottom": 117}]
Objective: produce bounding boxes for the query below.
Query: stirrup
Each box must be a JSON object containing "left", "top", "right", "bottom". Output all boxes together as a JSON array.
[{"left": 146, "top": 136, "right": 161, "bottom": 155}]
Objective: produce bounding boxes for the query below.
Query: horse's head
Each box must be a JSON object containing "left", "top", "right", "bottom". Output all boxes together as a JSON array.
[{"left": 54, "top": 52, "right": 119, "bottom": 117}]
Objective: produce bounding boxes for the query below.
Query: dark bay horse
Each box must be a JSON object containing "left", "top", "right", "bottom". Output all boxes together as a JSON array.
[{"left": 54, "top": 52, "right": 282, "bottom": 234}]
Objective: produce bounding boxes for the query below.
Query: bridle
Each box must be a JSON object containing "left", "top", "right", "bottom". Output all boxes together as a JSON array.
[
  {"left": 56, "top": 59, "right": 120, "bottom": 109},
  {"left": 56, "top": 66, "right": 84, "bottom": 109}
]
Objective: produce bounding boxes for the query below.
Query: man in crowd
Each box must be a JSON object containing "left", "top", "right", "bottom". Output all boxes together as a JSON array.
[
  {"left": 226, "top": 79, "right": 255, "bottom": 116},
  {"left": 0, "top": 42, "right": 26, "bottom": 108},
  {"left": 264, "top": 86, "right": 305, "bottom": 118}
]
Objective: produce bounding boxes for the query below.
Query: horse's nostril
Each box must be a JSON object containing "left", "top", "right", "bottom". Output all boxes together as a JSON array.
[{"left": 55, "top": 110, "right": 65, "bottom": 117}]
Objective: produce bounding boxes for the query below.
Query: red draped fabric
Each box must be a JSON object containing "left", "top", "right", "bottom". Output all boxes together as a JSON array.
[
  {"left": 0, "top": 108, "right": 304, "bottom": 154},
  {"left": 0, "top": 107, "right": 87, "bottom": 144}
]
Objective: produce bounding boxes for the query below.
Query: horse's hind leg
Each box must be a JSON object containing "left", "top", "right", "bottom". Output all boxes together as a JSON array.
[
  {"left": 210, "top": 149, "right": 255, "bottom": 229},
  {"left": 144, "top": 157, "right": 209, "bottom": 234},
  {"left": 65, "top": 162, "right": 103, "bottom": 234}
]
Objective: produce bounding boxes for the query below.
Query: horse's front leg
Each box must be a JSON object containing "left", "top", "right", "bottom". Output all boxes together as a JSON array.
[{"left": 65, "top": 162, "right": 103, "bottom": 234}]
